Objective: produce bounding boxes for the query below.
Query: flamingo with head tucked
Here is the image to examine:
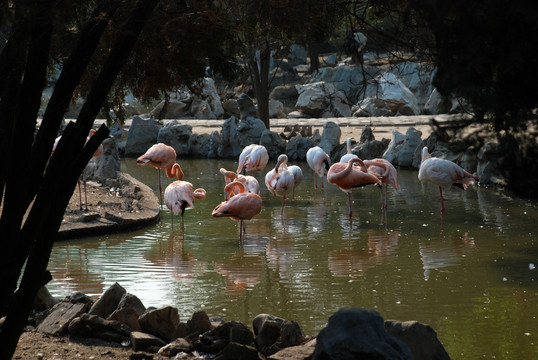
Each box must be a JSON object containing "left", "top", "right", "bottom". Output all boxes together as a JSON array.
[
  {"left": 212, "top": 181, "right": 263, "bottom": 242},
  {"left": 237, "top": 144, "right": 269, "bottom": 175},
  {"left": 164, "top": 180, "right": 206, "bottom": 231},
  {"left": 327, "top": 158, "right": 382, "bottom": 218},
  {"left": 361, "top": 158, "right": 399, "bottom": 210},
  {"left": 53, "top": 129, "right": 104, "bottom": 211},
  {"left": 137, "top": 143, "right": 184, "bottom": 206},
  {"left": 219, "top": 168, "right": 260, "bottom": 199},
  {"left": 306, "top": 146, "right": 331, "bottom": 191},
  {"left": 265, "top": 154, "right": 295, "bottom": 216},
  {"left": 418, "top": 146, "right": 478, "bottom": 215}
]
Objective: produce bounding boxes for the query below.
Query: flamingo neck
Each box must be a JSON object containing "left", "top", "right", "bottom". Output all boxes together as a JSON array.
[
  {"left": 224, "top": 181, "right": 245, "bottom": 195},
  {"left": 166, "top": 163, "right": 184, "bottom": 180},
  {"left": 193, "top": 188, "right": 206, "bottom": 200}
]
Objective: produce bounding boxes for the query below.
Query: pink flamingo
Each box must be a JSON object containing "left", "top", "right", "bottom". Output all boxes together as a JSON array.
[
  {"left": 327, "top": 158, "right": 382, "bottom": 218},
  {"left": 361, "top": 158, "right": 399, "bottom": 210},
  {"left": 237, "top": 144, "right": 269, "bottom": 175},
  {"left": 306, "top": 146, "right": 331, "bottom": 190},
  {"left": 53, "top": 129, "right": 104, "bottom": 211},
  {"left": 219, "top": 168, "right": 260, "bottom": 199},
  {"left": 164, "top": 180, "right": 206, "bottom": 231},
  {"left": 265, "top": 154, "right": 295, "bottom": 216},
  {"left": 137, "top": 143, "right": 184, "bottom": 206},
  {"left": 418, "top": 146, "right": 478, "bottom": 214},
  {"left": 212, "top": 181, "right": 263, "bottom": 242}
]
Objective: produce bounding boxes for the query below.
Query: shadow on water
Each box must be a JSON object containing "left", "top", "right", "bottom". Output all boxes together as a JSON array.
[{"left": 47, "top": 158, "right": 538, "bottom": 359}]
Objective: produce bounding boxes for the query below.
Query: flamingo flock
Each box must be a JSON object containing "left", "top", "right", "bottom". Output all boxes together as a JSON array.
[{"left": 137, "top": 142, "right": 479, "bottom": 241}]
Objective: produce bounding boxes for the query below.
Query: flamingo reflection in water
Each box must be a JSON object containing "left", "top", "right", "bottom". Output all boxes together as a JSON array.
[
  {"left": 144, "top": 233, "right": 209, "bottom": 279},
  {"left": 214, "top": 251, "right": 263, "bottom": 294},
  {"left": 328, "top": 230, "right": 400, "bottom": 278}
]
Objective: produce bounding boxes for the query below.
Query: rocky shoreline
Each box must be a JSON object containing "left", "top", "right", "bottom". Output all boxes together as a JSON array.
[
  {"left": 23, "top": 283, "right": 450, "bottom": 360},
  {"left": 58, "top": 172, "right": 160, "bottom": 240}
]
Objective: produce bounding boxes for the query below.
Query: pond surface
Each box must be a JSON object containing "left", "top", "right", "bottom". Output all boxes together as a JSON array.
[{"left": 48, "top": 158, "right": 537, "bottom": 359}]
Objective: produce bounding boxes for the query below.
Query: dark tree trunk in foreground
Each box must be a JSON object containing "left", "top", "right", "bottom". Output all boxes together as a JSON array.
[
  {"left": 0, "top": 1, "right": 160, "bottom": 358},
  {"left": 248, "top": 47, "right": 271, "bottom": 129}
]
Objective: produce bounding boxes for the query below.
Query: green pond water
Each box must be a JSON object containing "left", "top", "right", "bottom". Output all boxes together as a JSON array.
[{"left": 47, "top": 158, "right": 537, "bottom": 359}]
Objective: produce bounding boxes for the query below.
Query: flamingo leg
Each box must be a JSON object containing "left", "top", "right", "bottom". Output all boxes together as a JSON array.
[
  {"left": 314, "top": 171, "right": 318, "bottom": 191},
  {"left": 181, "top": 214, "right": 185, "bottom": 233},
  {"left": 83, "top": 180, "right": 89, "bottom": 211},
  {"left": 78, "top": 179, "right": 83, "bottom": 210},
  {"left": 439, "top": 186, "right": 445, "bottom": 214},
  {"left": 384, "top": 184, "right": 388, "bottom": 209},
  {"left": 347, "top": 192, "right": 353, "bottom": 218},
  {"left": 378, "top": 186, "right": 384, "bottom": 211},
  {"left": 170, "top": 212, "right": 174, "bottom": 231},
  {"left": 239, "top": 220, "right": 244, "bottom": 243},
  {"left": 158, "top": 169, "right": 163, "bottom": 209},
  {"left": 281, "top": 196, "right": 287, "bottom": 217},
  {"left": 321, "top": 176, "right": 324, "bottom": 190}
]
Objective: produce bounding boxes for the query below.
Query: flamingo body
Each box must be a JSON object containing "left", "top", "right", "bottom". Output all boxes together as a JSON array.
[
  {"left": 327, "top": 158, "right": 382, "bottom": 217},
  {"left": 137, "top": 143, "right": 176, "bottom": 170},
  {"left": 137, "top": 143, "right": 183, "bottom": 207},
  {"left": 212, "top": 182, "right": 263, "bottom": 241},
  {"left": 306, "top": 146, "right": 330, "bottom": 190},
  {"left": 164, "top": 180, "right": 206, "bottom": 230},
  {"left": 220, "top": 168, "right": 260, "bottom": 199},
  {"left": 363, "top": 158, "right": 399, "bottom": 210},
  {"left": 237, "top": 144, "right": 269, "bottom": 174},
  {"left": 265, "top": 154, "right": 295, "bottom": 215},
  {"left": 418, "top": 147, "right": 478, "bottom": 214},
  {"left": 53, "top": 129, "right": 104, "bottom": 211}
]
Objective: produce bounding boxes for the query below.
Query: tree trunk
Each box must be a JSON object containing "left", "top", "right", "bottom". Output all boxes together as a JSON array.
[
  {"left": 247, "top": 47, "right": 271, "bottom": 129},
  {"left": 307, "top": 42, "right": 320, "bottom": 73},
  {"left": 0, "top": 1, "right": 160, "bottom": 358}
]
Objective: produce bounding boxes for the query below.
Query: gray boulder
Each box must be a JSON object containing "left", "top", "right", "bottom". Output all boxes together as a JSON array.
[
  {"left": 157, "top": 120, "right": 192, "bottom": 156},
  {"left": 138, "top": 306, "right": 180, "bottom": 342},
  {"left": 124, "top": 116, "right": 160, "bottom": 156},
  {"left": 317, "top": 121, "right": 341, "bottom": 157},
  {"left": 385, "top": 320, "right": 450, "bottom": 360},
  {"left": 218, "top": 116, "right": 243, "bottom": 158},
  {"left": 313, "top": 308, "right": 412, "bottom": 360},
  {"left": 260, "top": 129, "right": 286, "bottom": 159},
  {"left": 88, "top": 282, "right": 126, "bottom": 319},
  {"left": 383, "top": 127, "right": 423, "bottom": 167},
  {"left": 93, "top": 137, "right": 121, "bottom": 179},
  {"left": 237, "top": 116, "right": 267, "bottom": 147},
  {"left": 477, "top": 142, "right": 507, "bottom": 186}
]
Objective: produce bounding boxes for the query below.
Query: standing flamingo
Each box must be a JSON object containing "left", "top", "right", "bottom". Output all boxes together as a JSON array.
[
  {"left": 53, "top": 129, "right": 104, "bottom": 211},
  {"left": 265, "top": 154, "right": 295, "bottom": 216},
  {"left": 327, "top": 158, "right": 382, "bottom": 218},
  {"left": 418, "top": 146, "right": 478, "bottom": 214},
  {"left": 212, "top": 181, "right": 263, "bottom": 242},
  {"left": 137, "top": 143, "right": 184, "bottom": 207},
  {"left": 339, "top": 137, "right": 359, "bottom": 163},
  {"left": 306, "top": 146, "right": 331, "bottom": 190},
  {"left": 237, "top": 144, "right": 269, "bottom": 175},
  {"left": 361, "top": 158, "right": 399, "bottom": 210},
  {"left": 288, "top": 163, "right": 303, "bottom": 199},
  {"left": 219, "top": 168, "right": 260, "bottom": 199},
  {"left": 164, "top": 181, "right": 206, "bottom": 231}
]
